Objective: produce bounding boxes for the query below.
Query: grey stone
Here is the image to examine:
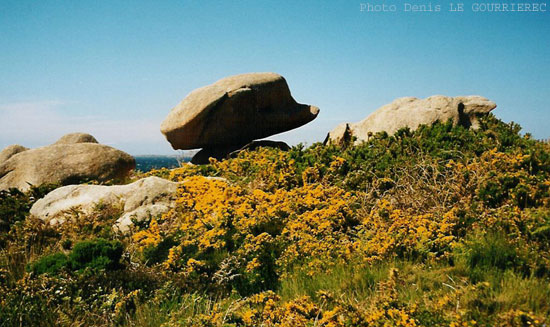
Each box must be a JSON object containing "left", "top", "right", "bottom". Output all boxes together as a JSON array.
[
  {"left": 326, "top": 95, "right": 496, "bottom": 145},
  {"left": 0, "top": 144, "right": 29, "bottom": 163},
  {"left": 161, "top": 72, "right": 319, "bottom": 150},
  {"left": 54, "top": 132, "right": 98, "bottom": 145},
  {"left": 0, "top": 143, "right": 135, "bottom": 191},
  {"left": 30, "top": 176, "right": 180, "bottom": 233}
]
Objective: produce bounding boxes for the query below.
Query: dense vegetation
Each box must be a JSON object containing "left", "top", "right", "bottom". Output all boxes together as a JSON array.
[{"left": 1, "top": 115, "right": 550, "bottom": 326}]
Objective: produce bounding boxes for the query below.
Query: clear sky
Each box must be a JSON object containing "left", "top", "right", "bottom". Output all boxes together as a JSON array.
[{"left": 1, "top": 0, "right": 549, "bottom": 155}]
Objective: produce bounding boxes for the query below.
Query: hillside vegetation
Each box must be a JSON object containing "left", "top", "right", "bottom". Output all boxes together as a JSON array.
[{"left": 2, "top": 115, "right": 550, "bottom": 326}]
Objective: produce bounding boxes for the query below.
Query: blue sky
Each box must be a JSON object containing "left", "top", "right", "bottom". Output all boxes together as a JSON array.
[{"left": 1, "top": 0, "right": 549, "bottom": 155}]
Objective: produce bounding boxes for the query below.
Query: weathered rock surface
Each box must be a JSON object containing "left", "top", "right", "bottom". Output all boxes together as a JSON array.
[
  {"left": 326, "top": 95, "right": 497, "bottom": 145},
  {"left": 0, "top": 144, "right": 29, "bottom": 163},
  {"left": 30, "top": 176, "right": 180, "bottom": 233},
  {"left": 54, "top": 132, "right": 98, "bottom": 145},
  {"left": 161, "top": 72, "right": 319, "bottom": 150},
  {"left": 0, "top": 143, "right": 135, "bottom": 192}
]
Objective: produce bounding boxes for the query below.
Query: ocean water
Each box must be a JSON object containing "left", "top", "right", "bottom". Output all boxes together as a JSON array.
[{"left": 134, "top": 156, "right": 189, "bottom": 172}]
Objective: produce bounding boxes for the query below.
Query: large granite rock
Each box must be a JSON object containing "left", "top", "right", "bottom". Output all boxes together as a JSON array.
[
  {"left": 0, "top": 140, "right": 135, "bottom": 192},
  {"left": 0, "top": 144, "right": 29, "bottom": 163},
  {"left": 161, "top": 72, "right": 319, "bottom": 150},
  {"left": 54, "top": 132, "right": 98, "bottom": 145},
  {"left": 30, "top": 176, "right": 180, "bottom": 233},
  {"left": 326, "top": 95, "right": 496, "bottom": 145}
]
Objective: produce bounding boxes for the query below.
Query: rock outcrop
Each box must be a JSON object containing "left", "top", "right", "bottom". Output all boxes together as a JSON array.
[
  {"left": 53, "top": 132, "right": 98, "bottom": 145},
  {"left": 30, "top": 176, "right": 180, "bottom": 233},
  {"left": 0, "top": 134, "right": 135, "bottom": 191},
  {"left": 161, "top": 72, "right": 318, "bottom": 163},
  {"left": 0, "top": 144, "right": 29, "bottom": 163},
  {"left": 326, "top": 95, "right": 497, "bottom": 145}
]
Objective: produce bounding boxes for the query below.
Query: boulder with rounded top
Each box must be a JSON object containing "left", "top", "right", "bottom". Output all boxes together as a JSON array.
[
  {"left": 0, "top": 144, "right": 29, "bottom": 163},
  {"left": 54, "top": 132, "right": 98, "bottom": 145},
  {"left": 161, "top": 72, "right": 319, "bottom": 150},
  {"left": 326, "top": 95, "right": 496, "bottom": 145},
  {"left": 0, "top": 142, "right": 135, "bottom": 191}
]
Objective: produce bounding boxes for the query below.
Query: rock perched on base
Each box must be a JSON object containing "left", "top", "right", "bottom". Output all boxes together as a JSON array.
[
  {"left": 161, "top": 72, "right": 319, "bottom": 150},
  {"left": 326, "top": 95, "right": 496, "bottom": 145},
  {"left": 0, "top": 144, "right": 29, "bottom": 163},
  {"left": 0, "top": 135, "right": 135, "bottom": 191},
  {"left": 54, "top": 132, "right": 98, "bottom": 145},
  {"left": 30, "top": 177, "right": 179, "bottom": 233}
]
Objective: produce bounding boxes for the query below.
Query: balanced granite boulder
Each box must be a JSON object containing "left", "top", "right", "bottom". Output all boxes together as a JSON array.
[
  {"left": 0, "top": 134, "right": 135, "bottom": 192},
  {"left": 161, "top": 73, "right": 319, "bottom": 150},
  {"left": 0, "top": 144, "right": 29, "bottom": 163},
  {"left": 326, "top": 95, "right": 496, "bottom": 145},
  {"left": 30, "top": 176, "right": 179, "bottom": 233}
]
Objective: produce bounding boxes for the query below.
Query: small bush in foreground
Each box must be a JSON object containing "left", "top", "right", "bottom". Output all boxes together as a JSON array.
[
  {"left": 27, "top": 252, "right": 69, "bottom": 275},
  {"left": 69, "top": 238, "right": 123, "bottom": 271},
  {"left": 0, "top": 184, "right": 58, "bottom": 233},
  {"left": 27, "top": 238, "right": 123, "bottom": 275}
]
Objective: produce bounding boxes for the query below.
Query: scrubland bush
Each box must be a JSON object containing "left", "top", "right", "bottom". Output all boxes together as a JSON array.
[
  {"left": 0, "top": 184, "right": 57, "bottom": 240},
  {"left": 27, "top": 252, "right": 69, "bottom": 275},
  {"left": 27, "top": 238, "right": 123, "bottom": 275}
]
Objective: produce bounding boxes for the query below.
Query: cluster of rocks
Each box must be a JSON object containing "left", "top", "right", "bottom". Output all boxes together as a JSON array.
[
  {"left": 0, "top": 133, "right": 135, "bottom": 192},
  {"left": 160, "top": 72, "right": 319, "bottom": 164},
  {"left": 29, "top": 176, "right": 229, "bottom": 233},
  {"left": 29, "top": 176, "right": 179, "bottom": 233},
  {"left": 2, "top": 72, "right": 499, "bottom": 234}
]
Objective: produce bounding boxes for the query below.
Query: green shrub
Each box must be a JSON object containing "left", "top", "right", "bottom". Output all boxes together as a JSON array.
[
  {"left": 0, "top": 184, "right": 58, "bottom": 233},
  {"left": 27, "top": 238, "right": 124, "bottom": 276},
  {"left": 69, "top": 238, "right": 123, "bottom": 271},
  {"left": 27, "top": 252, "right": 69, "bottom": 275}
]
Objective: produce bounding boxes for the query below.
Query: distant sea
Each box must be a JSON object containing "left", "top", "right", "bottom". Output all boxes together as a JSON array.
[{"left": 134, "top": 155, "right": 190, "bottom": 172}]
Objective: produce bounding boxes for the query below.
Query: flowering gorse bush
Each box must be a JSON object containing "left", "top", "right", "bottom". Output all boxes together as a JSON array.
[{"left": 133, "top": 175, "right": 359, "bottom": 294}]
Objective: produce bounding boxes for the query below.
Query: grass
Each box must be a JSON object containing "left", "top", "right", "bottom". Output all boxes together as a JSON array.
[
  {"left": 121, "top": 292, "right": 241, "bottom": 327},
  {"left": 120, "top": 260, "right": 550, "bottom": 326},
  {"left": 279, "top": 260, "right": 389, "bottom": 302}
]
